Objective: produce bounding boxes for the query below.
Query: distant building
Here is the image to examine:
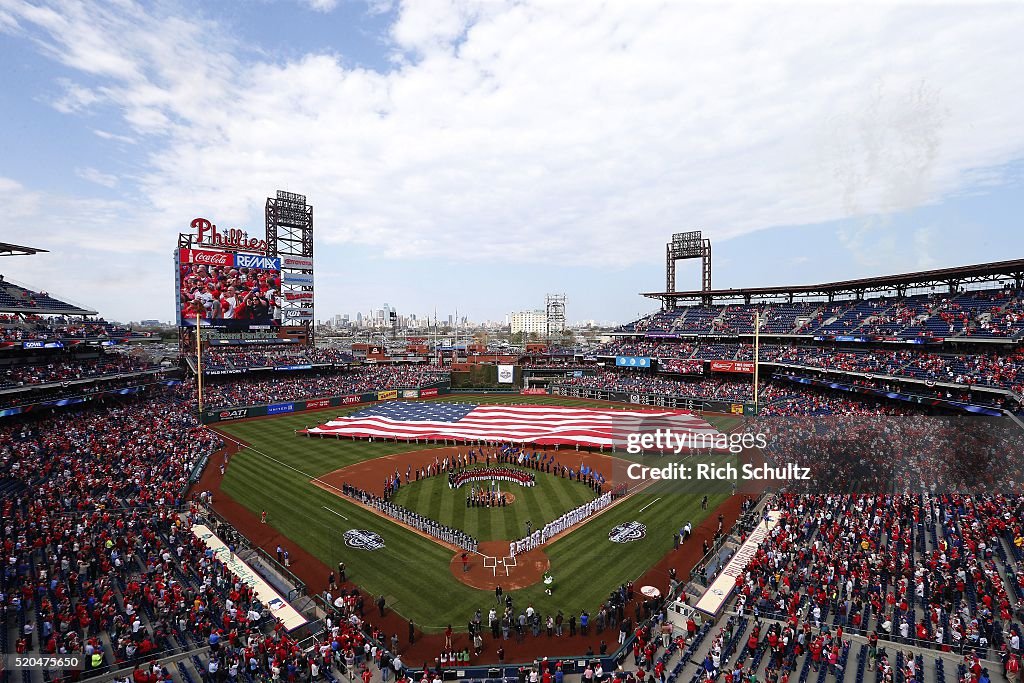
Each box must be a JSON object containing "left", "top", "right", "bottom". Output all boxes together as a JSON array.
[{"left": 510, "top": 310, "right": 547, "bottom": 335}]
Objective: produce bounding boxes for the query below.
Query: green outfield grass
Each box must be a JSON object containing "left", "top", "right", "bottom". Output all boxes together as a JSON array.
[
  {"left": 215, "top": 394, "right": 738, "bottom": 631},
  {"left": 389, "top": 464, "right": 597, "bottom": 541}
]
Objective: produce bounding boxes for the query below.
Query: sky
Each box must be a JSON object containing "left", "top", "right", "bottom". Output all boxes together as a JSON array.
[{"left": 1, "top": 0, "right": 1023, "bottom": 326}]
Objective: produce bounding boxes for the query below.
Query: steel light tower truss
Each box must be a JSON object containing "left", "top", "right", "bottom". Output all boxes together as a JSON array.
[
  {"left": 665, "top": 230, "right": 712, "bottom": 308},
  {"left": 545, "top": 293, "right": 566, "bottom": 345},
  {"left": 266, "top": 191, "right": 314, "bottom": 339}
]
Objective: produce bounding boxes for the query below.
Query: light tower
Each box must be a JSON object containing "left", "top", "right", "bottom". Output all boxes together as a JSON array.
[
  {"left": 545, "top": 293, "right": 566, "bottom": 346},
  {"left": 266, "top": 191, "right": 314, "bottom": 340},
  {"left": 665, "top": 231, "right": 712, "bottom": 308}
]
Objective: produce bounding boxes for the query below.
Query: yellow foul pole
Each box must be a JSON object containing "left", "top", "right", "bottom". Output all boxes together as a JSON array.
[{"left": 753, "top": 310, "right": 760, "bottom": 414}]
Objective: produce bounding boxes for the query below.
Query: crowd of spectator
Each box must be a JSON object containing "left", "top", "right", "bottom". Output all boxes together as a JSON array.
[
  {"left": 1, "top": 354, "right": 157, "bottom": 389},
  {"left": 617, "top": 287, "right": 1024, "bottom": 339},
  {"left": 591, "top": 339, "right": 1024, "bottom": 396},
  {"left": 558, "top": 371, "right": 760, "bottom": 402},
  {"left": 202, "top": 347, "right": 355, "bottom": 371},
  {"left": 202, "top": 366, "right": 451, "bottom": 408},
  {"left": 1, "top": 314, "right": 148, "bottom": 341},
  {"left": 0, "top": 384, "right": 234, "bottom": 676},
  {"left": 733, "top": 488, "right": 1024, "bottom": 658}
]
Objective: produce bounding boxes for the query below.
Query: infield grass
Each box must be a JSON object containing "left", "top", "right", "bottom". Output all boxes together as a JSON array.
[{"left": 389, "top": 464, "right": 598, "bottom": 542}]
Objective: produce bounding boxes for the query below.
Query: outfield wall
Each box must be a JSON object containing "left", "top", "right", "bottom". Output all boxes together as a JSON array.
[{"left": 200, "top": 385, "right": 450, "bottom": 423}]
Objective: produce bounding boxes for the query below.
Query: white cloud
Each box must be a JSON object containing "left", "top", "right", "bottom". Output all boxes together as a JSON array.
[
  {"left": 93, "top": 128, "right": 137, "bottom": 144},
  {"left": 76, "top": 166, "right": 119, "bottom": 188},
  {"left": 2, "top": 0, "right": 1024, "bottom": 321},
  {"left": 302, "top": 0, "right": 340, "bottom": 11}
]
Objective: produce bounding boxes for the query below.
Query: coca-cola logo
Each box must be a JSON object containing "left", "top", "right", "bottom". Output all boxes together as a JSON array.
[
  {"left": 306, "top": 399, "right": 331, "bottom": 409},
  {"left": 181, "top": 249, "right": 233, "bottom": 267}
]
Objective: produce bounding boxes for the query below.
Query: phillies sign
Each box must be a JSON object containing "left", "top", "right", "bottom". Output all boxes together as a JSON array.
[{"left": 192, "top": 217, "right": 268, "bottom": 254}]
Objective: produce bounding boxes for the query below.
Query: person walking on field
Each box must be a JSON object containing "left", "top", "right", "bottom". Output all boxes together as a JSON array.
[{"left": 261, "top": 510, "right": 267, "bottom": 523}]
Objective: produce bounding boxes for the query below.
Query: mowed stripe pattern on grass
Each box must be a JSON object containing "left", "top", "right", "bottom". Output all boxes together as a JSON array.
[{"left": 215, "top": 394, "right": 738, "bottom": 630}]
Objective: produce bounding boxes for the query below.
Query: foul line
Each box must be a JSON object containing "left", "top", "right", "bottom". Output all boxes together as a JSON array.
[
  {"left": 322, "top": 506, "right": 349, "bottom": 521},
  {"left": 638, "top": 497, "right": 662, "bottom": 513}
]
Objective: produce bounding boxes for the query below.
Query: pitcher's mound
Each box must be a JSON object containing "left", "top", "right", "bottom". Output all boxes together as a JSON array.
[{"left": 451, "top": 541, "right": 550, "bottom": 591}]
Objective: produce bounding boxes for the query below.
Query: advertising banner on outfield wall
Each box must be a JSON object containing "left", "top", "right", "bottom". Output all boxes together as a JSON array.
[
  {"left": 709, "top": 360, "right": 755, "bottom": 374},
  {"left": 497, "top": 364, "right": 515, "bottom": 383},
  {"left": 305, "top": 398, "right": 332, "bottom": 410},
  {"left": 402, "top": 389, "right": 420, "bottom": 398},
  {"left": 192, "top": 524, "right": 307, "bottom": 631},
  {"left": 200, "top": 388, "right": 450, "bottom": 423}
]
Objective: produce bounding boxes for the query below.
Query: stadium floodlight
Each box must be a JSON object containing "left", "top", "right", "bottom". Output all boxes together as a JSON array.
[{"left": 665, "top": 230, "right": 712, "bottom": 307}]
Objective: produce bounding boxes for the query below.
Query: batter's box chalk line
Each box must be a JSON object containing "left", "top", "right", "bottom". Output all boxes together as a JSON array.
[{"left": 483, "top": 556, "right": 499, "bottom": 576}]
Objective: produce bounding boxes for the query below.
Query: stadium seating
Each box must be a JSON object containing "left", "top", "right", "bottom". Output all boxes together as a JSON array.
[
  {"left": 616, "top": 287, "right": 1024, "bottom": 339},
  {"left": 0, "top": 280, "right": 89, "bottom": 314}
]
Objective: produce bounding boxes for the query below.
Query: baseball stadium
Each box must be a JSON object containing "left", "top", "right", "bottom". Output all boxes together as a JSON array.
[{"left": 3, "top": 5, "right": 1024, "bottom": 683}]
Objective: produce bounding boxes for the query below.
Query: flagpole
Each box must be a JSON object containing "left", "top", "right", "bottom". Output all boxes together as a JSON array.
[
  {"left": 753, "top": 310, "right": 760, "bottom": 415},
  {"left": 196, "top": 310, "right": 204, "bottom": 415}
]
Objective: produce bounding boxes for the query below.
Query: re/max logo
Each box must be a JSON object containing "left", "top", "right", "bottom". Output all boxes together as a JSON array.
[{"left": 235, "top": 254, "right": 281, "bottom": 270}]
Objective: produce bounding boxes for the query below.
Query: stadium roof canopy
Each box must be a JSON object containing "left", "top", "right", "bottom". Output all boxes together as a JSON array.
[
  {"left": 642, "top": 259, "right": 1024, "bottom": 305},
  {"left": 0, "top": 242, "right": 48, "bottom": 257}
]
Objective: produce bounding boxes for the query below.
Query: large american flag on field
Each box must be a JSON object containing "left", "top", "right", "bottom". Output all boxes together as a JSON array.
[{"left": 304, "top": 401, "right": 723, "bottom": 448}]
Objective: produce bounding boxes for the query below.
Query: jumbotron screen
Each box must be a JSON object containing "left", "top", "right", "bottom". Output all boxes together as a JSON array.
[{"left": 176, "top": 248, "right": 281, "bottom": 330}]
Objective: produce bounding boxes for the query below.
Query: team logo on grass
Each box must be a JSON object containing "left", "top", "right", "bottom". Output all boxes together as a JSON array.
[
  {"left": 608, "top": 521, "right": 647, "bottom": 543},
  {"left": 344, "top": 530, "right": 386, "bottom": 551}
]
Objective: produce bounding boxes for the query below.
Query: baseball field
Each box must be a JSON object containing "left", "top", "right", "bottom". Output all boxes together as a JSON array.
[{"left": 212, "top": 394, "right": 743, "bottom": 632}]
